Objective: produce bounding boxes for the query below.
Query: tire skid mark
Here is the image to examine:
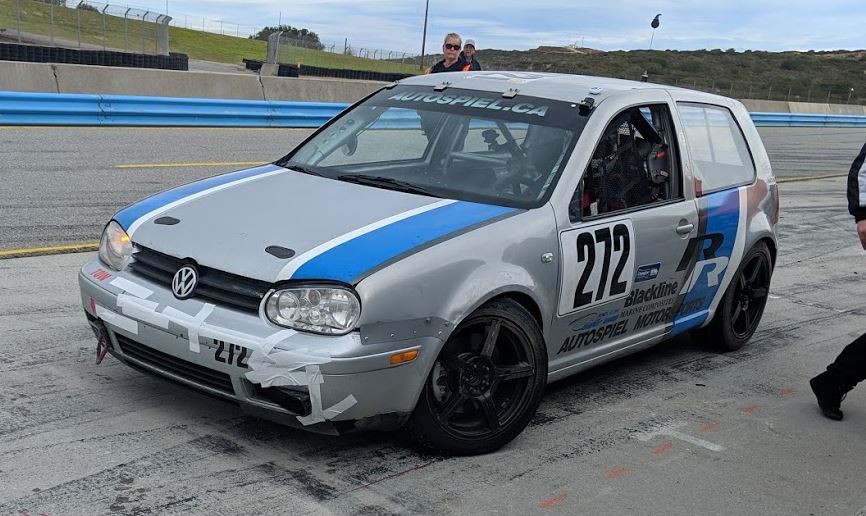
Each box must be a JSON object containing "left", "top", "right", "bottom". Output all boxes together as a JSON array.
[
  {"left": 0, "top": 434, "right": 349, "bottom": 514},
  {"left": 0, "top": 372, "right": 231, "bottom": 441},
  {"left": 0, "top": 423, "right": 193, "bottom": 459}
]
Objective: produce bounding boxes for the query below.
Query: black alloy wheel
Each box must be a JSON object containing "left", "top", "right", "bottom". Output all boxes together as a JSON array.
[
  {"left": 730, "top": 248, "right": 772, "bottom": 340},
  {"left": 697, "top": 242, "right": 773, "bottom": 351},
  {"left": 407, "top": 299, "right": 547, "bottom": 455}
]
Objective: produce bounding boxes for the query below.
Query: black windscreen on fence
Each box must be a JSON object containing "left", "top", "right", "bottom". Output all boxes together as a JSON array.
[
  {"left": 0, "top": 43, "right": 188, "bottom": 70},
  {"left": 243, "top": 58, "right": 412, "bottom": 82}
]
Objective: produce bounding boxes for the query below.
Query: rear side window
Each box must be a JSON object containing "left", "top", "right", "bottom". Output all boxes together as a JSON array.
[{"left": 677, "top": 103, "right": 756, "bottom": 195}]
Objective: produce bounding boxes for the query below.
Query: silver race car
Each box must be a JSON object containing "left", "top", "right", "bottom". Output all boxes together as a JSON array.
[{"left": 79, "top": 72, "right": 778, "bottom": 455}]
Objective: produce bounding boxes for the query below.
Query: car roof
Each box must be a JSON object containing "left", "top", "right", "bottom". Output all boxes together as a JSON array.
[{"left": 398, "top": 71, "right": 726, "bottom": 105}]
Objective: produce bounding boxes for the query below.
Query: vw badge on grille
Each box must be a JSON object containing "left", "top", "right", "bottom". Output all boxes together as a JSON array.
[{"left": 171, "top": 265, "right": 199, "bottom": 299}]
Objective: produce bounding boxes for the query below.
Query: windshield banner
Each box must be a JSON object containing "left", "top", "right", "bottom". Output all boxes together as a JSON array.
[{"left": 373, "top": 86, "right": 583, "bottom": 129}]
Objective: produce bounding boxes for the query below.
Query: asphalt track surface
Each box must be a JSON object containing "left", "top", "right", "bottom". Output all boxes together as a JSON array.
[
  {"left": 1, "top": 128, "right": 866, "bottom": 515},
  {"left": 1, "top": 126, "right": 865, "bottom": 252}
]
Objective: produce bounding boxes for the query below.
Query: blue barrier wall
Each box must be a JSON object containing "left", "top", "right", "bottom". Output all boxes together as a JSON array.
[
  {"left": 0, "top": 92, "right": 345, "bottom": 128},
  {"left": 2, "top": 91, "right": 866, "bottom": 128}
]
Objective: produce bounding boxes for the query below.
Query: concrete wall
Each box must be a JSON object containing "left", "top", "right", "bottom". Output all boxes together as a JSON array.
[
  {"left": 55, "top": 64, "right": 266, "bottom": 100},
  {"left": 739, "top": 100, "right": 791, "bottom": 113},
  {"left": 0, "top": 61, "right": 58, "bottom": 92},
  {"left": 0, "top": 61, "right": 385, "bottom": 103},
  {"left": 260, "top": 76, "right": 381, "bottom": 103},
  {"left": 2, "top": 60, "right": 864, "bottom": 113}
]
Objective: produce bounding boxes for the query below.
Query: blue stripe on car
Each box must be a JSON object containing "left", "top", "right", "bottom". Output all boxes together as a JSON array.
[
  {"left": 291, "top": 201, "right": 518, "bottom": 284},
  {"left": 672, "top": 189, "right": 740, "bottom": 335},
  {"left": 114, "top": 164, "right": 282, "bottom": 231}
]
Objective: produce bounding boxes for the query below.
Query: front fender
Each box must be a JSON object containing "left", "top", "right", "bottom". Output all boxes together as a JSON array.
[{"left": 356, "top": 205, "right": 559, "bottom": 343}]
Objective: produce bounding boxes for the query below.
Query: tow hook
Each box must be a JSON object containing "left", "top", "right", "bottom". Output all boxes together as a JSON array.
[{"left": 94, "top": 322, "right": 110, "bottom": 365}]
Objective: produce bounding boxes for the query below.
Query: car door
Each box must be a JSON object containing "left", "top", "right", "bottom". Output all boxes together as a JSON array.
[{"left": 549, "top": 101, "right": 699, "bottom": 372}]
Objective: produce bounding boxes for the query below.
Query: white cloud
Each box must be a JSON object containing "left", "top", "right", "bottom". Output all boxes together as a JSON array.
[{"left": 136, "top": 0, "right": 866, "bottom": 52}]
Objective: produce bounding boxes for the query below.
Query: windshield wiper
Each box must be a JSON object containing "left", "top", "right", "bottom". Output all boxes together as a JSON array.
[
  {"left": 284, "top": 164, "right": 326, "bottom": 177},
  {"left": 336, "top": 174, "right": 440, "bottom": 197}
]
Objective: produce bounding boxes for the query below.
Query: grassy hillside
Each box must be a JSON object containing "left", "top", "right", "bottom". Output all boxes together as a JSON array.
[
  {"left": 2, "top": 0, "right": 864, "bottom": 102},
  {"left": 0, "top": 0, "right": 417, "bottom": 73},
  {"left": 474, "top": 47, "right": 866, "bottom": 104}
]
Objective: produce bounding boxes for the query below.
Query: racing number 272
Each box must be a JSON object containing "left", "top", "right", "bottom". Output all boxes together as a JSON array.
[
  {"left": 214, "top": 340, "right": 249, "bottom": 368},
  {"left": 573, "top": 223, "right": 631, "bottom": 309}
]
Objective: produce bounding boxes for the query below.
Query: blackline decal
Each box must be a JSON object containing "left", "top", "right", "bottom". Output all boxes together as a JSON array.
[
  {"left": 624, "top": 281, "right": 679, "bottom": 307},
  {"left": 619, "top": 296, "right": 677, "bottom": 318}
]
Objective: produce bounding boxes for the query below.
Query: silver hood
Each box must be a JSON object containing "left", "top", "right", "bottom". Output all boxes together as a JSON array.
[{"left": 123, "top": 165, "right": 446, "bottom": 283}]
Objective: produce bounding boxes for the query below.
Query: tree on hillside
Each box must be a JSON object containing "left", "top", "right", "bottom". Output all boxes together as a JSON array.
[{"left": 250, "top": 25, "right": 324, "bottom": 50}]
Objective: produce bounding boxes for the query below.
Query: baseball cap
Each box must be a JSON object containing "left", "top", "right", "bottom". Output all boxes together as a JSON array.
[{"left": 465, "top": 39, "right": 476, "bottom": 48}]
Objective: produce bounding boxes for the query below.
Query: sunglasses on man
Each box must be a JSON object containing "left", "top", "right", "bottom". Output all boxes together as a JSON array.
[{"left": 444, "top": 43, "right": 461, "bottom": 50}]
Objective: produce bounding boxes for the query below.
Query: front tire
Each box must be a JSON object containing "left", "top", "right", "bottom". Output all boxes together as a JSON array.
[
  {"left": 697, "top": 242, "right": 773, "bottom": 351},
  {"left": 407, "top": 298, "right": 547, "bottom": 455}
]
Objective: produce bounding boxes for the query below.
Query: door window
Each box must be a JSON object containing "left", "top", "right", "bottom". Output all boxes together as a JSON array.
[
  {"left": 676, "top": 103, "right": 756, "bottom": 195},
  {"left": 570, "top": 104, "right": 682, "bottom": 223}
]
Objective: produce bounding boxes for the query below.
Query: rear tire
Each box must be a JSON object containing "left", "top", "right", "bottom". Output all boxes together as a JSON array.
[
  {"left": 407, "top": 298, "right": 547, "bottom": 455},
  {"left": 695, "top": 242, "right": 773, "bottom": 351}
]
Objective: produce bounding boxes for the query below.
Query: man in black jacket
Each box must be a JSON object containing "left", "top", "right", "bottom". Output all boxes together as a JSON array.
[
  {"left": 461, "top": 39, "right": 482, "bottom": 71},
  {"left": 810, "top": 141, "right": 866, "bottom": 420}
]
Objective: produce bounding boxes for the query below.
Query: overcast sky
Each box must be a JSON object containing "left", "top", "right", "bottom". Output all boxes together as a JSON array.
[{"left": 133, "top": 0, "right": 865, "bottom": 54}]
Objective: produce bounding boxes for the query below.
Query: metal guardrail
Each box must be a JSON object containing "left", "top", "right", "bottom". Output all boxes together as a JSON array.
[
  {"left": 3, "top": 91, "right": 866, "bottom": 128},
  {"left": 749, "top": 112, "right": 866, "bottom": 127},
  {"left": 0, "top": 92, "right": 343, "bottom": 127}
]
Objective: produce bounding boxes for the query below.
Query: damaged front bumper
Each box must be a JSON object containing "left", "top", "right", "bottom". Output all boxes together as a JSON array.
[{"left": 78, "top": 258, "right": 443, "bottom": 435}]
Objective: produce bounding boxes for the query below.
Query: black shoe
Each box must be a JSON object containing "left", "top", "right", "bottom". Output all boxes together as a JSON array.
[{"left": 810, "top": 372, "right": 845, "bottom": 421}]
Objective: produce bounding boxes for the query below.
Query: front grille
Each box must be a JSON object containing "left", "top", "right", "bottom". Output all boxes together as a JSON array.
[
  {"left": 129, "top": 245, "right": 271, "bottom": 312},
  {"left": 116, "top": 334, "right": 235, "bottom": 395}
]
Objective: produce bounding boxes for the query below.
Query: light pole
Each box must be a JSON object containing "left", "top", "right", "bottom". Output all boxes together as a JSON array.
[
  {"left": 420, "top": 0, "right": 430, "bottom": 71},
  {"left": 642, "top": 14, "right": 661, "bottom": 82}
]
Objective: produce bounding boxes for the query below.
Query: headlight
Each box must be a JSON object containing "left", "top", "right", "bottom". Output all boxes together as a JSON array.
[
  {"left": 264, "top": 286, "right": 361, "bottom": 335},
  {"left": 98, "top": 220, "right": 132, "bottom": 271}
]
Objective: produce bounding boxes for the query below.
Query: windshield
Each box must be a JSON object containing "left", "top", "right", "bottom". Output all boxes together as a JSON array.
[{"left": 278, "top": 86, "right": 586, "bottom": 208}]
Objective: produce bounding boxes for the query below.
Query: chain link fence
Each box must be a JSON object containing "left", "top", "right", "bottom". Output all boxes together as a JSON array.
[
  {"left": 2, "top": 0, "right": 171, "bottom": 55},
  {"left": 266, "top": 32, "right": 419, "bottom": 74},
  {"left": 168, "top": 14, "right": 256, "bottom": 39}
]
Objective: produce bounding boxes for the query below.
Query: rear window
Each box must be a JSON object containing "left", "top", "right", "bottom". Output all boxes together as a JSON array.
[
  {"left": 677, "top": 103, "right": 756, "bottom": 195},
  {"left": 280, "top": 86, "right": 587, "bottom": 209}
]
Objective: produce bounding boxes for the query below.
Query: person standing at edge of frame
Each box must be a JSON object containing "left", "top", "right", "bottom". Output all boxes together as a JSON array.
[
  {"left": 426, "top": 33, "right": 466, "bottom": 74},
  {"left": 460, "top": 39, "right": 482, "bottom": 71},
  {"left": 810, "top": 140, "right": 866, "bottom": 420}
]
